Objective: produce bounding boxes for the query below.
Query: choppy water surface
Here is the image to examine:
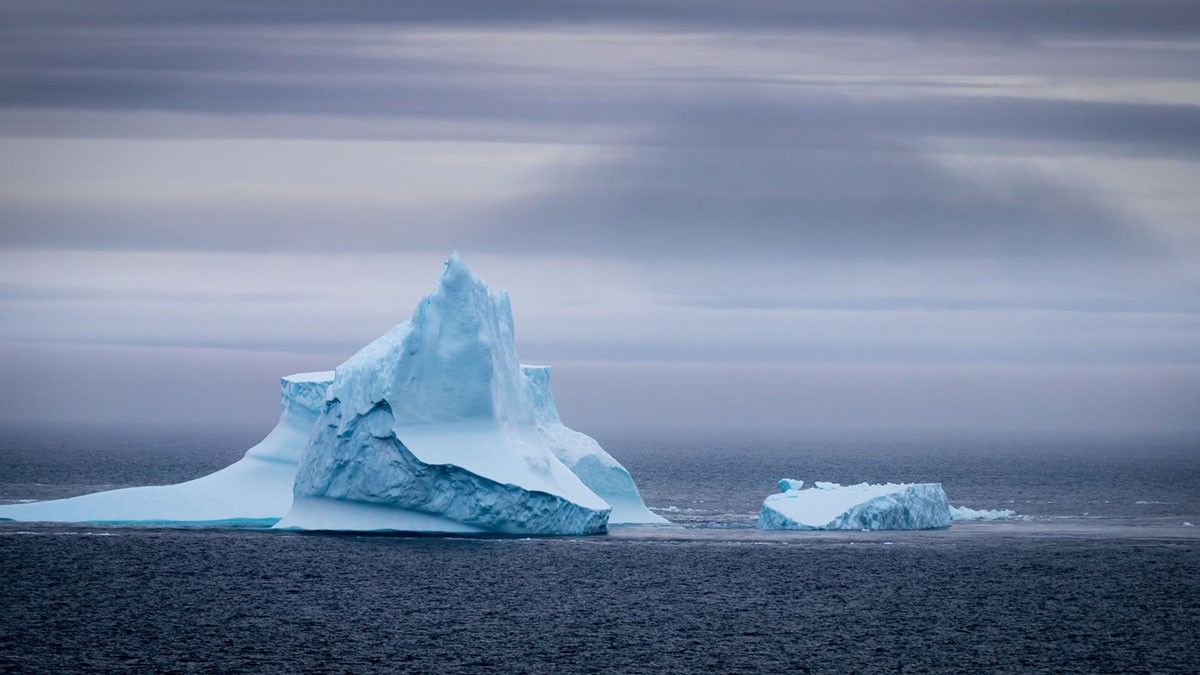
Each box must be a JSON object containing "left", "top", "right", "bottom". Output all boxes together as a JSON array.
[
  {"left": 605, "top": 429, "right": 1200, "bottom": 528},
  {"left": 1, "top": 424, "right": 1198, "bottom": 672}
]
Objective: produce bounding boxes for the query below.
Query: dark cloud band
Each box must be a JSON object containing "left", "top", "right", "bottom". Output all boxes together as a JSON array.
[{"left": 5, "top": 1, "right": 1200, "bottom": 36}]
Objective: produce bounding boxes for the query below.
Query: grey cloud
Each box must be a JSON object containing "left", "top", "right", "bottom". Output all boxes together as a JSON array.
[
  {"left": 0, "top": 199, "right": 461, "bottom": 253},
  {"left": 1, "top": 25, "right": 1198, "bottom": 155},
  {"left": 0, "top": 93, "right": 1173, "bottom": 259},
  {"left": 0, "top": 283, "right": 312, "bottom": 304},
  {"left": 670, "top": 293, "right": 1200, "bottom": 315},
  {"left": 519, "top": 335, "right": 1200, "bottom": 367},
  {"left": 0, "top": 334, "right": 354, "bottom": 356},
  {"left": 471, "top": 97, "right": 1157, "bottom": 261},
  {"left": 2, "top": 0, "right": 1199, "bottom": 167},
  {"left": 5, "top": 1, "right": 1200, "bottom": 38}
]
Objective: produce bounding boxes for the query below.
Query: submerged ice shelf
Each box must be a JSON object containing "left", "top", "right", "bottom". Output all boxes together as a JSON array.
[
  {"left": 0, "top": 372, "right": 333, "bottom": 526},
  {"left": 759, "top": 480, "right": 953, "bottom": 531}
]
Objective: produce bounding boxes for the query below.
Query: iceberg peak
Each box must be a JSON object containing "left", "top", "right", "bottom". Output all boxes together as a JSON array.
[{"left": 327, "top": 252, "right": 533, "bottom": 429}]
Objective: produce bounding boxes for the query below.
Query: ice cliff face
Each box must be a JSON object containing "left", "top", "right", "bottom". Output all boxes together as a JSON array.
[
  {"left": 523, "top": 365, "right": 666, "bottom": 525},
  {"left": 275, "top": 254, "right": 611, "bottom": 534},
  {"left": 0, "top": 372, "right": 332, "bottom": 525},
  {"left": 759, "top": 480, "right": 952, "bottom": 531}
]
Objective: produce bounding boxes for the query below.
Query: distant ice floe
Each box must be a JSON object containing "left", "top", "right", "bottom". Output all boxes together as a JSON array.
[{"left": 759, "top": 480, "right": 952, "bottom": 531}]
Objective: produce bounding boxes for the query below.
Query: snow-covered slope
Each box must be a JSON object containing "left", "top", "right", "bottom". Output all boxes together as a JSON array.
[
  {"left": 759, "top": 480, "right": 952, "bottom": 531},
  {"left": 275, "top": 254, "right": 611, "bottom": 534},
  {"left": 523, "top": 365, "right": 667, "bottom": 525},
  {"left": 0, "top": 372, "right": 332, "bottom": 525}
]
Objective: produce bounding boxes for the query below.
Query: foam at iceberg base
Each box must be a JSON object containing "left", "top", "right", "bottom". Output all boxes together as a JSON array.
[
  {"left": 758, "top": 480, "right": 952, "bottom": 531},
  {"left": 274, "top": 254, "right": 612, "bottom": 535},
  {"left": 0, "top": 372, "right": 332, "bottom": 526}
]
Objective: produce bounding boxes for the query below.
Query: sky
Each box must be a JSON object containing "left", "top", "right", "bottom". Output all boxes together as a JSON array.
[{"left": 1, "top": 1, "right": 1198, "bottom": 432}]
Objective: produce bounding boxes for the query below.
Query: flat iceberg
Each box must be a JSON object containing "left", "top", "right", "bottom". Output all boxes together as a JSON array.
[
  {"left": 274, "top": 253, "right": 611, "bottom": 534},
  {"left": 949, "top": 505, "right": 1017, "bottom": 521},
  {"left": 758, "top": 480, "right": 952, "bottom": 531},
  {"left": 0, "top": 371, "right": 332, "bottom": 526},
  {"left": 523, "top": 365, "right": 666, "bottom": 525}
]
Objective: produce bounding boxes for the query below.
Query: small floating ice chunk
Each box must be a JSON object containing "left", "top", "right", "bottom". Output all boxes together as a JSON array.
[
  {"left": 949, "top": 505, "right": 1017, "bottom": 521},
  {"left": 1184, "top": 522, "right": 1195, "bottom": 527}
]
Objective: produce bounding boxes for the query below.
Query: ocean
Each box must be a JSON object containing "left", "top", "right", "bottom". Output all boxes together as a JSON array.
[{"left": 2, "top": 424, "right": 1198, "bottom": 673}]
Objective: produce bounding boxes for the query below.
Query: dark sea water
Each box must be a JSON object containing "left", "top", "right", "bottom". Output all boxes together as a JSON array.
[{"left": 2, "top": 424, "right": 1199, "bottom": 673}]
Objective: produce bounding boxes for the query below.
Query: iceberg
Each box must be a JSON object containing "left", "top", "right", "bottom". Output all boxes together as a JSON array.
[
  {"left": 274, "top": 253, "right": 612, "bottom": 534},
  {"left": 0, "top": 255, "right": 662, "bottom": 533},
  {"left": 0, "top": 371, "right": 332, "bottom": 526},
  {"left": 523, "top": 365, "right": 666, "bottom": 525},
  {"left": 758, "top": 480, "right": 952, "bottom": 531}
]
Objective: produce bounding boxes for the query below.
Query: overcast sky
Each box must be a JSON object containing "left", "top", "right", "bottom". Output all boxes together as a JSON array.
[{"left": 1, "top": 1, "right": 1198, "bottom": 432}]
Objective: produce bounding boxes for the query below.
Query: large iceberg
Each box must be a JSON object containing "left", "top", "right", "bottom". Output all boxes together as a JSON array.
[
  {"left": 523, "top": 365, "right": 666, "bottom": 525},
  {"left": 759, "top": 480, "right": 952, "bottom": 531},
  {"left": 0, "top": 255, "right": 662, "bottom": 533},
  {"left": 0, "top": 371, "right": 332, "bottom": 526},
  {"left": 274, "top": 254, "right": 613, "bottom": 534}
]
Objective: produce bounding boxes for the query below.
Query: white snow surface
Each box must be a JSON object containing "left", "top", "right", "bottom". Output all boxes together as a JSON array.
[
  {"left": 279, "top": 253, "right": 611, "bottom": 534},
  {"left": 949, "top": 505, "right": 1017, "bottom": 521},
  {"left": 759, "top": 480, "right": 952, "bottom": 531},
  {"left": 0, "top": 372, "right": 333, "bottom": 525}
]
